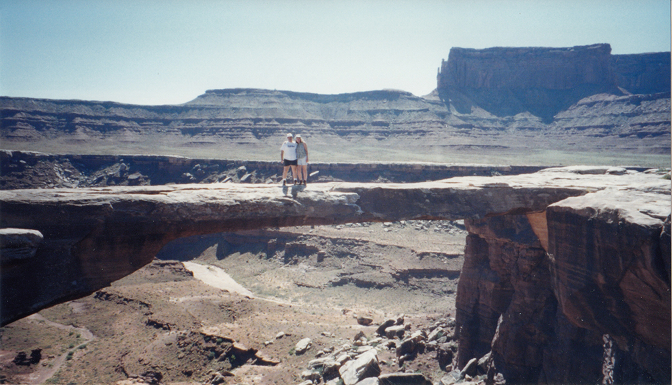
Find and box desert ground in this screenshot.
[1,220,468,385]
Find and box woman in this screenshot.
[295,134,309,185]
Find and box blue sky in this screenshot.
[1,0,670,105]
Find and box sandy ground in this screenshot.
[182,262,256,298]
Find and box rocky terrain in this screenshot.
[0,43,669,385]
[1,44,669,167]
[1,220,470,385]
[0,150,548,190]
[1,166,669,384]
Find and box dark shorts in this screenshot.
[283,159,297,166]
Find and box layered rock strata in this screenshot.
[437,44,670,121]
[1,44,669,159]
[1,167,669,383]
[0,150,548,189]
[455,169,670,383]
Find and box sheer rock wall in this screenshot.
[455,174,670,383]
[437,44,670,122]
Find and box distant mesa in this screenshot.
[437,43,671,121]
[0,43,669,160]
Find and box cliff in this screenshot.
[0,150,548,189]
[612,52,672,95]
[437,44,670,122]
[455,169,670,384]
[1,167,669,383]
[1,44,669,163]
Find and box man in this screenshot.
[280,133,298,185]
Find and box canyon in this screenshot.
[1,44,669,166]
[0,43,670,384]
[1,166,669,383]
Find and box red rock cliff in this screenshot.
[455,169,670,384]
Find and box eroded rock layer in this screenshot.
[455,169,670,383]
[1,166,669,383]
[1,45,669,160]
[437,44,670,122]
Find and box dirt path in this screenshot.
[12,314,95,385]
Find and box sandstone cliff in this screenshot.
[611,52,672,95]
[436,44,670,122]
[1,167,669,383]
[455,168,670,384]
[1,45,669,163]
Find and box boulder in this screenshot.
[339,350,380,385]
[294,338,312,355]
[427,327,443,342]
[376,319,396,336]
[436,343,454,370]
[355,378,380,385]
[301,370,321,382]
[461,357,478,378]
[396,338,415,357]
[385,325,405,339]
[0,228,43,262]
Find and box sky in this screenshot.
[1,0,670,105]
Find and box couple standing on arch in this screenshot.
[280,133,309,186]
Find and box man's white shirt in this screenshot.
[280,141,298,160]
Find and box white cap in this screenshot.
[287,133,293,137]
[296,134,301,139]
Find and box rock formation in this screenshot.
[455,168,670,383]
[0,150,547,189]
[611,52,672,95]
[1,166,669,383]
[1,44,669,160]
[437,44,670,122]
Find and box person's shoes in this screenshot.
[294,179,298,185]
[304,180,307,186]
[282,180,286,186]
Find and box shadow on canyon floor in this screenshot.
[0,220,467,385]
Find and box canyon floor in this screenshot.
[0,220,467,385]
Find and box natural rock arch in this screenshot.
[1,167,669,382]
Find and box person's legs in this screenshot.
[291,165,298,183]
[282,165,289,184]
[299,165,306,183]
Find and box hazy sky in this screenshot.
[1,0,670,105]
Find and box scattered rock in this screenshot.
[357,316,374,326]
[461,357,478,378]
[339,350,381,385]
[295,338,312,355]
[376,319,396,336]
[385,325,406,339]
